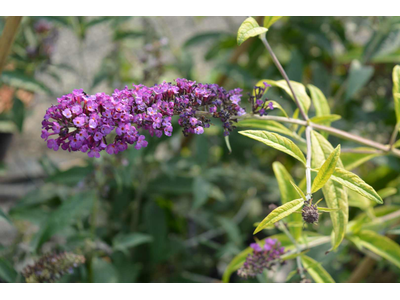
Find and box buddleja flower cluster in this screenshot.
[249,81,273,116]
[41,79,246,158]
[22,252,85,283]
[237,238,285,278]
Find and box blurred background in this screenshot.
[1,16,400,283]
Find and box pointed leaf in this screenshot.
[330,168,383,204]
[308,84,330,116]
[273,162,303,240]
[239,130,306,165]
[237,17,267,45]
[301,255,335,283]
[317,207,339,212]
[311,145,341,193]
[290,181,307,201]
[237,119,295,138]
[263,16,282,29]
[345,60,374,100]
[393,65,400,123]
[340,148,380,171]
[253,199,304,234]
[309,115,341,124]
[353,230,400,268]
[311,130,348,250]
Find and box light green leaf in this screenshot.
[112,233,153,253]
[268,100,289,118]
[290,181,307,201]
[263,16,282,29]
[309,115,341,124]
[311,130,348,250]
[344,60,374,100]
[265,79,311,114]
[237,119,295,138]
[317,207,339,212]
[239,130,306,165]
[311,145,341,193]
[393,65,400,123]
[224,135,232,154]
[237,17,268,45]
[353,230,400,268]
[378,187,397,199]
[340,148,380,171]
[253,199,304,234]
[273,162,303,240]
[301,255,335,283]
[307,84,330,116]
[330,168,383,204]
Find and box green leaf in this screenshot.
[340,148,380,171]
[224,135,232,154]
[378,187,397,199]
[267,100,289,118]
[237,17,268,45]
[237,119,295,138]
[301,256,335,283]
[0,207,12,225]
[311,130,348,250]
[192,177,212,209]
[264,79,311,114]
[273,162,303,240]
[12,97,25,132]
[311,145,341,193]
[309,115,341,124]
[112,233,153,253]
[253,199,304,234]
[263,16,282,29]
[1,70,51,94]
[239,130,306,165]
[307,84,330,116]
[317,207,339,212]
[393,65,400,123]
[31,191,96,251]
[352,230,400,268]
[329,168,383,204]
[47,165,93,186]
[184,32,231,48]
[290,181,307,201]
[0,258,18,283]
[344,60,374,101]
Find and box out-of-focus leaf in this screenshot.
[12,97,24,132]
[224,135,232,154]
[378,187,397,199]
[237,17,267,45]
[273,162,303,240]
[317,207,339,212]
[309,115,341,124]
[311,145,341,193]
[113,30,144,41]
[301,255,335,283]
[1,70,51,94]
[340,148,380,171]
[264,79,311,114]
[290,181,307,202]
[237,119,295,138]
[192,177,212,209]
[31,191,96,251]
[352,230,400,268]
[263,16,282,29]
[0,207,12,225]
[184,32,231,48]
[253,199,304,234]
[0,258,18,283]
[344,60,374,101]
[308,84,330,116]
[92,257,119,283]
[329,168,383,204]
[112,233,153,253]
[47,165,93,186]
[311,130,348,250]
[239,130,306,165]
[393,65,400,123]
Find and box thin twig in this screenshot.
[389,122,400,149]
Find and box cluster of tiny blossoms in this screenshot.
[237,238,285,278]
[249,81,273,116]
[41,79,245,158]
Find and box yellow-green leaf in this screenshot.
[273,162,303,240]
[311,145,341,193]
[311,130,348,250]
[378,187,397,199]
[330,168,383,204]
[352,230,400,268]
[267,100,289,118]
[264,79,311,114]
[310,115,341,124]
[253,199,304,234]
[340,148,380,171]
[308,84,330,116]
[237,119,294,138]
[301,255,335,283]
[239,130,306,165]
[237,17,268,46]
[317,207,339,212]
[393,65,400,123]
[263,16,282,29]
[290,181,307,201]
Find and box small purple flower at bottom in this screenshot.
[268,102,274,110]
[194,126,204,135]
[47,139,59,151]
